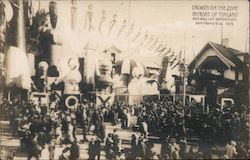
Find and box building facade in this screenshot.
[188,41,249,107]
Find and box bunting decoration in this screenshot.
[139,31,149,46]
[149,37,159,51]
[160,48,171,57]
[49,0,58,29]
[154,42,163,52]
[26,0,34,27]
[159,44,168,53]
[98,10,106,35]
[108,14,117,36]
[1,1,183,96]
[85,4,94,31]
[169,54,177,67]
[117,20,127,38]
[144,35,154,48]
[71,0,77,30]
[0,1,5,25]
[126,23,135,38]
[132,29,142,42]
[171,50,182,70]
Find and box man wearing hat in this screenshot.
[69,140,80,160]
[59,147,70,160]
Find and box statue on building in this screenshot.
[95,57,113,92]
[51,57,82,94]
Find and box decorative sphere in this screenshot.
[38,61,49,70]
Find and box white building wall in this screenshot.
[224,69,235,80]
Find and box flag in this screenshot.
[138,31,149,46]
[126,23,135,38]
[160,48,171,57]
[169,55,177,67]
[171,50,183,70]
[117,20,127,38]
[84,4,94,31]
[108,14,117,36]
[132,29,141,42]
[98,10,106,35]
[149,37,159,50]
[159,45,168,53]
[71,2,77,30]
[144,35,154,48]
[155,43,163,51]
[49,0,58,29]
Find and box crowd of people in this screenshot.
[0,94,249,159]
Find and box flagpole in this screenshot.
[220,24,223,45]
[183,34,186,106]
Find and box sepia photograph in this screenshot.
[0,0,249,159]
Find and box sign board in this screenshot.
[189,95,205,106]
[96,92,115,107]
[221,98,234,108]
[30,92,48,106]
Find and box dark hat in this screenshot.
[62,147,70,153]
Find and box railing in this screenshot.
[113,93,206,105]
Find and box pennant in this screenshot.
[168,51,174,59]
[160,48,171,57]
[156,44,166,55]
[71,0,77,30]
[155,43,163,51]
[144,35,154,48]
[98,10,106,35]
[149,37,159,50]
[159,44,168,53]
[151,40,161,52]
[171,50,183,70]
[84,4,94,31]
[0,1,5,25]
[117,19,127,38]
[49,0,58,29]
[171,61,179,70]
[24,0,34,27]
[178,50,182,60]
[138,31,149,46]
[169,55,177,67]
[126,23,135,38]
[108,14,117,36]
[132,29,141,42]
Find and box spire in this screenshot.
[5,0,31,91]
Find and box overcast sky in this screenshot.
[35,0,249,63]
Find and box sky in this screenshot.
[33,0,249,63]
